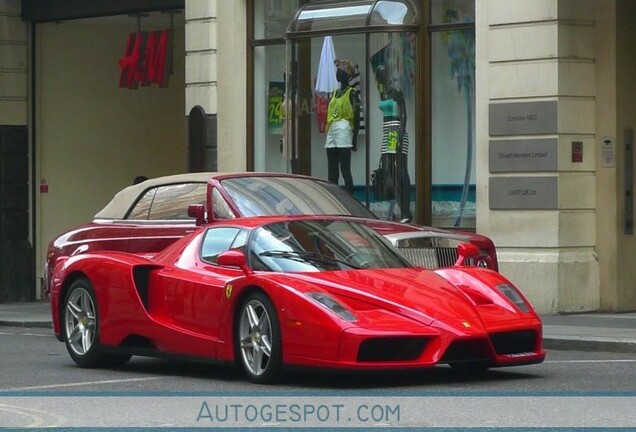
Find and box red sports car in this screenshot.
[43,172,498,295]
[49,215,544,384]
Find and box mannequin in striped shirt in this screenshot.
[374,65,412,221]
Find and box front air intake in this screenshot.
[440,338,492,363]
[357,337,428,362]
[490,330,537,355]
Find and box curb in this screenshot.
[0,320,52,329]
[543,337,636,354]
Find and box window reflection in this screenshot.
[431,23,476,229]
[370,1,413,25]
[293,4,372,32]
[249,220,410,272]
[201,228,241,264]
[221,177,376,218]
[430,0,475,25]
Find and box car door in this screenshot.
[155,227,247,343]
[127,183,207,253]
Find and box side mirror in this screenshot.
[217,250,252,275]
[454,243,481,267]
[187,204,206,226]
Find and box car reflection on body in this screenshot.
[49,215,543,383]
[43,172,498,296]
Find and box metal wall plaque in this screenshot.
[489,176,558,209]
[489,139,558,172]
[489,101,558,136]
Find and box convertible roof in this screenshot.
[94,172,221,219]
[94,171,325,220]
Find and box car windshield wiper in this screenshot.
[258,250,362,270]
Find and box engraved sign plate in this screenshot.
[489,101,557,136]
[489,176,558,209]
[489,139,557,172]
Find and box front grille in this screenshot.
[440,338,492,363]
[490,330,537,355]
[435,247,459,267]
[357,337,428,362]
[396,246,458,269]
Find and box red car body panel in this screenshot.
[50,215,544,373]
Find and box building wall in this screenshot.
[35,17,186,286]
[477,0,600,313]
[0,0,32,302]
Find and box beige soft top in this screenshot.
[94,172,220,219]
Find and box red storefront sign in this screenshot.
[118,30,173,89]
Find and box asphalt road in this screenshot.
[1,325,636,393]
[2,326,636,428]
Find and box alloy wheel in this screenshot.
[64,286,97,356]
[238,299,273,377]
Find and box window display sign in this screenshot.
[267,82,285,134]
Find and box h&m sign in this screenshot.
[118,30,173,89]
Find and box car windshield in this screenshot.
[248,219,412,272]
[221,177,377,218]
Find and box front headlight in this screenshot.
[305,292,357,322]
[496,284,529,312]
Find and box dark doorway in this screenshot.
[0,126,34,302]
[187,106,217,172]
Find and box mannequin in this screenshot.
[324,59,360,194]
[375,65,412,221]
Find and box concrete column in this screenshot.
[614,0,636,310]
[184,0,247,172]
[477,0,599,313]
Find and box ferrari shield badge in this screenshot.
[225,284,233,299]
[462,320,471,328]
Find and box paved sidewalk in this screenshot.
[1,301,636,353]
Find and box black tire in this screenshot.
[62,277,130,368]
[235,291,283,384]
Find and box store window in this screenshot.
[252,0,300,174]
[429,0,475,229]
[285,0,419,222]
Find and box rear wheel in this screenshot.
[235,292,282,384]
[63,278,130,368]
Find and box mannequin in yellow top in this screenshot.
[324,59,360,194]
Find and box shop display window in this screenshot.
[430,0,475,229]
[284,0,419,222]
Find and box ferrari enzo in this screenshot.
[50,215,544,383]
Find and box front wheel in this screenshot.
[63,278,130,368]
[235,292,282,384]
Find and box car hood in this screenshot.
[265,268,483,327]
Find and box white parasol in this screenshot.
[314,36,338,95]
